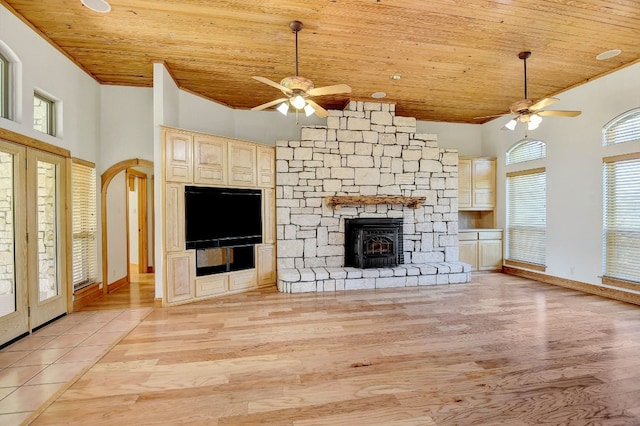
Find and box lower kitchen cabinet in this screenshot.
[459,229,503,272]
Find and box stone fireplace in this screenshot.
[275,101,470,293]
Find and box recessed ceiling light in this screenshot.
[371,92,386,99]
[596,49,622,60]
[81,0,111,13]
[390,74,402,80]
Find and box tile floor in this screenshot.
[0,308,152,425]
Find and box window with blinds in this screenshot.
[506,168,546,267]
[71,159,98,291]
[506,139,546,165]
[603,108,640,146]
[603,154,640,284]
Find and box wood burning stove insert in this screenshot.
[345,218,404,268]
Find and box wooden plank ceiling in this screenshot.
[2,0,639,123]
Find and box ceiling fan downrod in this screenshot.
[290,20,303,77]
[519,51,531,100]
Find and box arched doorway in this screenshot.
[101,159,153,295]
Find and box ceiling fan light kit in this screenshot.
[252,20,351,118]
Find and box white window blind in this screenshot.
[72,159,98,291]
[506,139,546,165]
[506,168,546,266]
[603,155,640,283]
[603,108,640,146]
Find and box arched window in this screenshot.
[0,52,8,119]
[603,108,640,146]
[0,42,21,122]
[506,138,546,165]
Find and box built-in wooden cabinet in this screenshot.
[459,157,495,210]
[164,129,270,188]
[228,141,257,186]
[459,234,479,271]
[194,134,227,185]
[165,130,193,183]
[263,188,275,244]
[195,274,228,298]
[459,230,503,272]
[458,156,501,272]
[162,127,276,306]
[257,146,275,188]
[165,183,185,252]
[229,269,257,291]
[257,244,276,287]
[166,251,195,303]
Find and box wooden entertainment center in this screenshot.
[161,126,276,306]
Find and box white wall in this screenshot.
[417,121,483,156]
[106,171,128,284]
[100,85,154,172]
[481,62,640,286]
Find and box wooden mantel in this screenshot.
[326,196,426,209]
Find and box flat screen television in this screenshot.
[184,186,262,249]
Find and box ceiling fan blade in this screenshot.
[537,110,582,117]
[251,98,289,111]
[252,76,293,95]
[305,99,329,118]
[529,97,559,111]
[307,84,352,97]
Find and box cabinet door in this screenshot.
[459,240,478,272]
[228,141,257,186]
[458,158,472,209]
[194,135,227,185]
[257,244,276,287]
[257,146,275,188]
[195,274,229,297]
[479,240,503,271]
[166,251,194,303]
[165,183,185,252]
[263,188,276,244]
[165,130,193,183]
[472,159,495,208]
[229,270,257,291]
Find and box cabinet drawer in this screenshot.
[479,230,502,240]
[229,270,257,291]
[459,232,478,241]
[195,275,228,297]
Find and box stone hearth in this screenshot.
[275,101,470,293]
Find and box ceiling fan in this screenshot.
[478,51,581,130]
[251,20,351,118]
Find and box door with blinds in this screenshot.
[0,139,68,346]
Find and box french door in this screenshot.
[0,139,68,346]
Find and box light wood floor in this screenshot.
[30,272,640,425]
